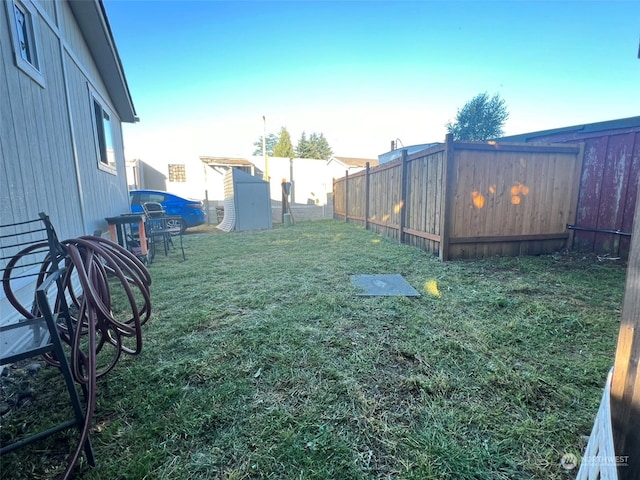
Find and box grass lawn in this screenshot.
[0,219,627,479]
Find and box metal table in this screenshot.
[104,214,148,259]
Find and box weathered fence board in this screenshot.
[368,161,402,241]
[405,148,444,254]
[500,118,640,257]
[334,136,583,260]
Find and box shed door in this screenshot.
[235,183,270,231]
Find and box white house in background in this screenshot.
[250,155,378,206]
[198,155,377,207]
[126,155,220,205]
[1,0,137,237]
[128,153,378,210]
[327,156,379,177]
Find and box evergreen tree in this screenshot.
[296,131,333,159]
[314,133,333,160]
[252,133,278,156]
[308,133,321,158]
[445,92,509,141]
[273,127,295,157]
[296,131,312,158]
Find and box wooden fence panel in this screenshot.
[505,125,640,258]
[573,137,608,251]
[446,144,581,259]
[367,161,403,241]
[620,137,640,256]
[611,181,640,480]
[346,172,367,226]
[595,133,639,256]
[404,149,445,255]
[333,138,583,261]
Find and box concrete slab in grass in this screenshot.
[350,274,420,297]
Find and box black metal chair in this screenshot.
[142,202,185,262]
[0,213,95,467]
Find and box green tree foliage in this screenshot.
[273,127,295,157]
[310,133,333,160]
[252,133,279,156]
[296,131,333,160]
[445,92,509,141]
[296,132,311,158]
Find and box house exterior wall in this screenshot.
[0,0,83,239]
[1,0,134,337]
[165,161,210,201]
[202,166,227,208]
[0,0,130,238]
[125,156,214,205]
[251,156,356,206]
[58,1,130,233]
[126,159,168,191]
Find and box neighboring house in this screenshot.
[254,155,377,206]
[377,143,442,164]
[126,159,169,192]
[1,0,137,239]
[498,116,640,256]
[127,153,377,213]
[199,155,376,208]
[126,155,230,205]
[327,156,379,175]
[257,156,335,205]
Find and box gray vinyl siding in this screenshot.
[2,0,133,335]
[0,0,82,237]
[58,0,130,234]
[37,0,56,20]
[0,0,130,238]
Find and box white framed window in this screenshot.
[5,0,45,87]
[91,92,117,174]
[168,164,186,182]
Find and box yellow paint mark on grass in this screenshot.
[424,280,440,297]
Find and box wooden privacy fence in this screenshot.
[500,118,640,258]
[333,134,584,260]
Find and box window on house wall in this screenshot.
[6,0,45,87]
[168,164,186,182]
[93,97,116,173]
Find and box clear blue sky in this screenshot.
[103,0,640,161]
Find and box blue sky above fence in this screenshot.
[104,0,640,161]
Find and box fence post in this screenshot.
[439,134,454,261]
[344,170,349,223]
[399,149,408,244]
[364,162,370,230]
[610,181,640,480]
[332,178,335,218]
